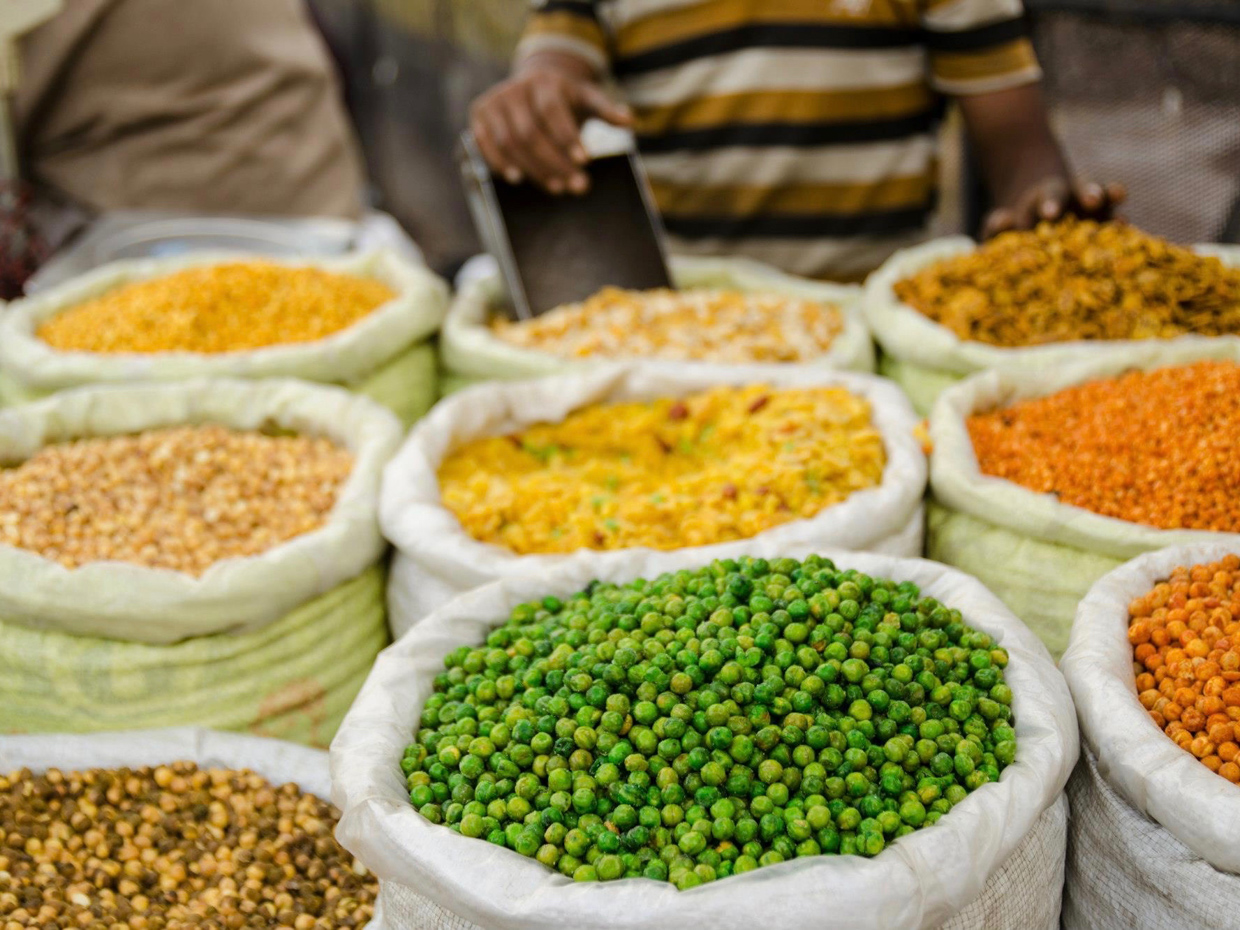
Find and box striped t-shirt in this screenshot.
[516,0,1042,280]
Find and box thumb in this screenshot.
[573,82,633,127]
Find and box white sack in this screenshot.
[0,378,402,644]
[0,726,330,799]
[863,236,1240,415]
[1063,747,1240,930]
[381,363,926,634]
[926,352,1240,655]
[1059,544,1240,873]
[440,254,874,386]
[332,543,1077,930]
[0,249,448,395]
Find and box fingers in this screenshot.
[983,206,1018,239]
[471,100,523,186]
[1073,180,1127,219]
[1036,178,1071,223]
[574,81,634,127]
[988,177,1129,238]
[501,90,582,193]
[531,81,591,193]
[1077,181,1105,212]
[470,73,603,195]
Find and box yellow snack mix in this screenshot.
[37,262,395,354]
[490,288,843,362]
[438,384,885,554]
[894,219,1240,347]
[0,425,353,574]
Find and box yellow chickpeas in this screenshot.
[0,425,353,574]
[438,384,886,554]
[37,262,395,354]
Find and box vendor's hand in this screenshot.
[469,65,632,195]
[983,178,1127,239]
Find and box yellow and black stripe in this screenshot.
[515,0,1042,277]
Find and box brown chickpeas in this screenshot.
[0,426,353,574]
[0,763,376,929]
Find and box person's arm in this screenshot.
[921,0,1121,236]
[959,82,1124,237]
[469,2,630,194]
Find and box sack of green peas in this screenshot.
[926,346,1240,659]
[331,543,1077,930]
[1059,546,1240,929]
[438,255,874,396]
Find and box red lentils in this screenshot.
[1129,555,1240,783]
[967,361,1240,532]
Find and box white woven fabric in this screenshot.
[374,796,1067,930]
[1063,748,1240,930]
[0,727,330,797]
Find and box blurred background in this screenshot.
[306,0,1240,278]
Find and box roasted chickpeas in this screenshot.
[0,426,353,574]
[1129,555,1240,783]
[437,385,886,554]
[967,361,1240,533]
[0,762,377,928]
[37,263,395,354]
[490,288,844,363]
[894,220,1240,347]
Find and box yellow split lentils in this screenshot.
[0,426,353,574]
[490,288,844,363]
[37,262,395,354]
[438,384,886,554]
[894,219,1240,347]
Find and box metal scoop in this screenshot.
[458,120,672,319]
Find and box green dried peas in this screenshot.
[401,555,1017,888]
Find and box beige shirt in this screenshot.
[16,0,366,226]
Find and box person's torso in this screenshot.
[17,0,366,221]
[597,0,940,280]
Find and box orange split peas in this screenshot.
[967,361,1240,533]
[1129,554,1240,783]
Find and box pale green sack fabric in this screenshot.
[0,378,403,644]
[863,238,1240,416]
[926,349,1240,657]
[0,566,387,748]
[0,250,448,424]
[439,254,873,394]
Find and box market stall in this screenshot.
[4,0,1240,924]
